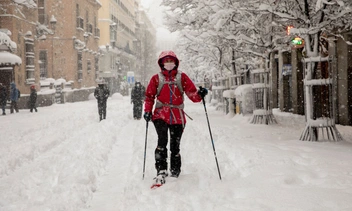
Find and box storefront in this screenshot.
[0,32,22,89]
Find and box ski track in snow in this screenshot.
[2,96,352,211]
[0,104,96,178]
[0,97,133,210]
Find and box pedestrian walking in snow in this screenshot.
[0,83,7,115]
[94,81,110,121]
[131,81,145,120]
[10,82,19,114]
[29,84,38,112]
[143,50,208,186]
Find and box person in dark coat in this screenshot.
[10,82,19,113]
[0,83,7,115]
[131,81,145,120]
[29,84,38,112]
[94,81,110,121]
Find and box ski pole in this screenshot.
[143,121,149,180]
[201,93,222,180]
[184,111,193,120]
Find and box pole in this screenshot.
[201,94,222,180]
[142,121,149,179]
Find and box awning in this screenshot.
[0,51,22,66]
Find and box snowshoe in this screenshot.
[170,169,180,178]
[151,175,166,189]
[151,170,167,189]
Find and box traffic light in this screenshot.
[291,37,304,48]
[291,37,303,45]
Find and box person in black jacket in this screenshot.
[29,84,38,112]
[0,83,7,115]
[131,81,145,120]
[94,81,110,121]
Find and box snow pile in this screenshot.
[222,89,235,98]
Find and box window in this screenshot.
[86,10,89,32]
[94,16,100,38]
[38,0,46,24]
[77,52,82,80]
[39,50,47,79]
[76,4,82,29]
[87,59,91,73]
[94,16,97,30]
[76,4,80,17]
[25,39,35,82]
[94,28,100,38]
[95,56,99,79]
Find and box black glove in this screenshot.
[143,112,152,122]
[198,86,208,98]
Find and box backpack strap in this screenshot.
[156,71,183,96]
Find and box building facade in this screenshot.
[98,0,137,94]
[0,0,101,98]
[97,0,156,93]
[136,9,156,85]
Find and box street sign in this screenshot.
[127,71,135,84]
[282,64,292,76]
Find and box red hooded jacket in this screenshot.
[144,50,202,125]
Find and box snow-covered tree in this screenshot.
[162,0,352,138]
[161,0,238,81]
[161,0,289,82]
[259,0,352,141]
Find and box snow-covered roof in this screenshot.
[0,51,22,66]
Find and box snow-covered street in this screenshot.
[1,94,352,211]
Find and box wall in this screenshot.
[15,88,95,109]
[63,88,95,103]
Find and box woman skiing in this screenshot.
[143,50,208,186]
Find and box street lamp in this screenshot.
[49,15,57,32]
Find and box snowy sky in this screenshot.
[1,93,352,210]
[140,0,178,51]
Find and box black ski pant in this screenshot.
[153,119,184,174]
[97,100,107,121]
[29,102,37,112]
[132,101,143,119]
[10,101,18,113]
[1,101,6,114]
